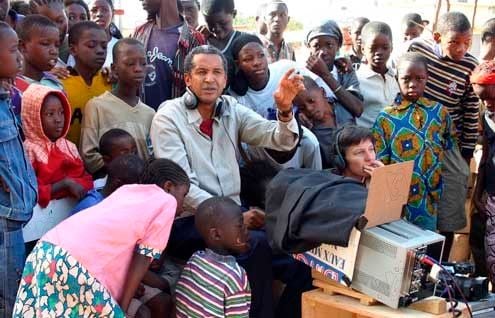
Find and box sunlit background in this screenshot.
[113,0,495,57]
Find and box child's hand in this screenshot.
[243,208,265,230]
[334,57,353,74]
[101,66,117,84]
[306,54,331,78]
[64,178,87,200]
[298,112,314,129]
[0,79,14,92]
[134,283,145,299]
[196,24,211,40]
[274,68,305,112]
[50,66,70,80]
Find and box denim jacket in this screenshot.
[0,88,37,221]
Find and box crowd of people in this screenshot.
[1,0,495,317]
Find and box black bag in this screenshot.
[265,169,368,253]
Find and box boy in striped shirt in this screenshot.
[407,12,478,260]
[176,197,251,317]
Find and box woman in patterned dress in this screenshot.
[13,159,190,317]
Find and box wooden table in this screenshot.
[302,289,470,318]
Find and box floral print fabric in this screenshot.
[13,241,125,318]
[372,95,457,231]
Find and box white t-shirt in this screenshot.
[230,59,326,170]
[244,126,322,170]
[230,59,334,119]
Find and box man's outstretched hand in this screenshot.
[273,68,305,112]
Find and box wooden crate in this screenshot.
[302,289,470,318]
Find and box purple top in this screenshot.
[143,24,180,110]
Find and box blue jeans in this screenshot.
[167,216,312,318]
[0,218,26,318]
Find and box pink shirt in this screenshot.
[43,184,176,301]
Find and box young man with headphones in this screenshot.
[150,45,311,318]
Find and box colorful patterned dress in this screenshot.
[13,241,125,318]
[13,184,176,318]
[372,95,457,231]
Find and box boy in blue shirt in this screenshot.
[0,22,38,317]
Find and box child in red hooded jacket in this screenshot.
[21,84,93,208]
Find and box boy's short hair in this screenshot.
[200,0,235,15]
[352,17,370,29]
[437,11,471,35]
[195,196,240,239]
[141,158,190,187]
[99,128,134,157]
[64,0,90,18]
[401,13,423,29]
[29,0,64,13]
[396,52,428,73]
[361,21,393,45]
[107,154,145,185]
[264,1,288,15]
[481,18,495,43]
[17,14,58,42]
[301,76,320,91]
[112,38,145,63]
[68,20,103,45]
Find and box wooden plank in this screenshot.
[409,297,447,314]
[302,289,470,318]
[313,280,378,306]
[312,270,378,306]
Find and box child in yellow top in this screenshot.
[62,21,111,146]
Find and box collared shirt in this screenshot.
[150,95,299,209]
[408,38,479,157]
[259,35,296,63]
[356,64,400,128]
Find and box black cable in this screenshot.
[427,256,473,318]
[440,275,460,318]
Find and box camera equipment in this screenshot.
[437,262,489,302]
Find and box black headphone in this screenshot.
[333,126,347,171]
[183,87,224,117]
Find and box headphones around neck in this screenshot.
[333,126,346,171]
[183,87,224,117]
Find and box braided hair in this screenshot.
[141,158,190,187]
